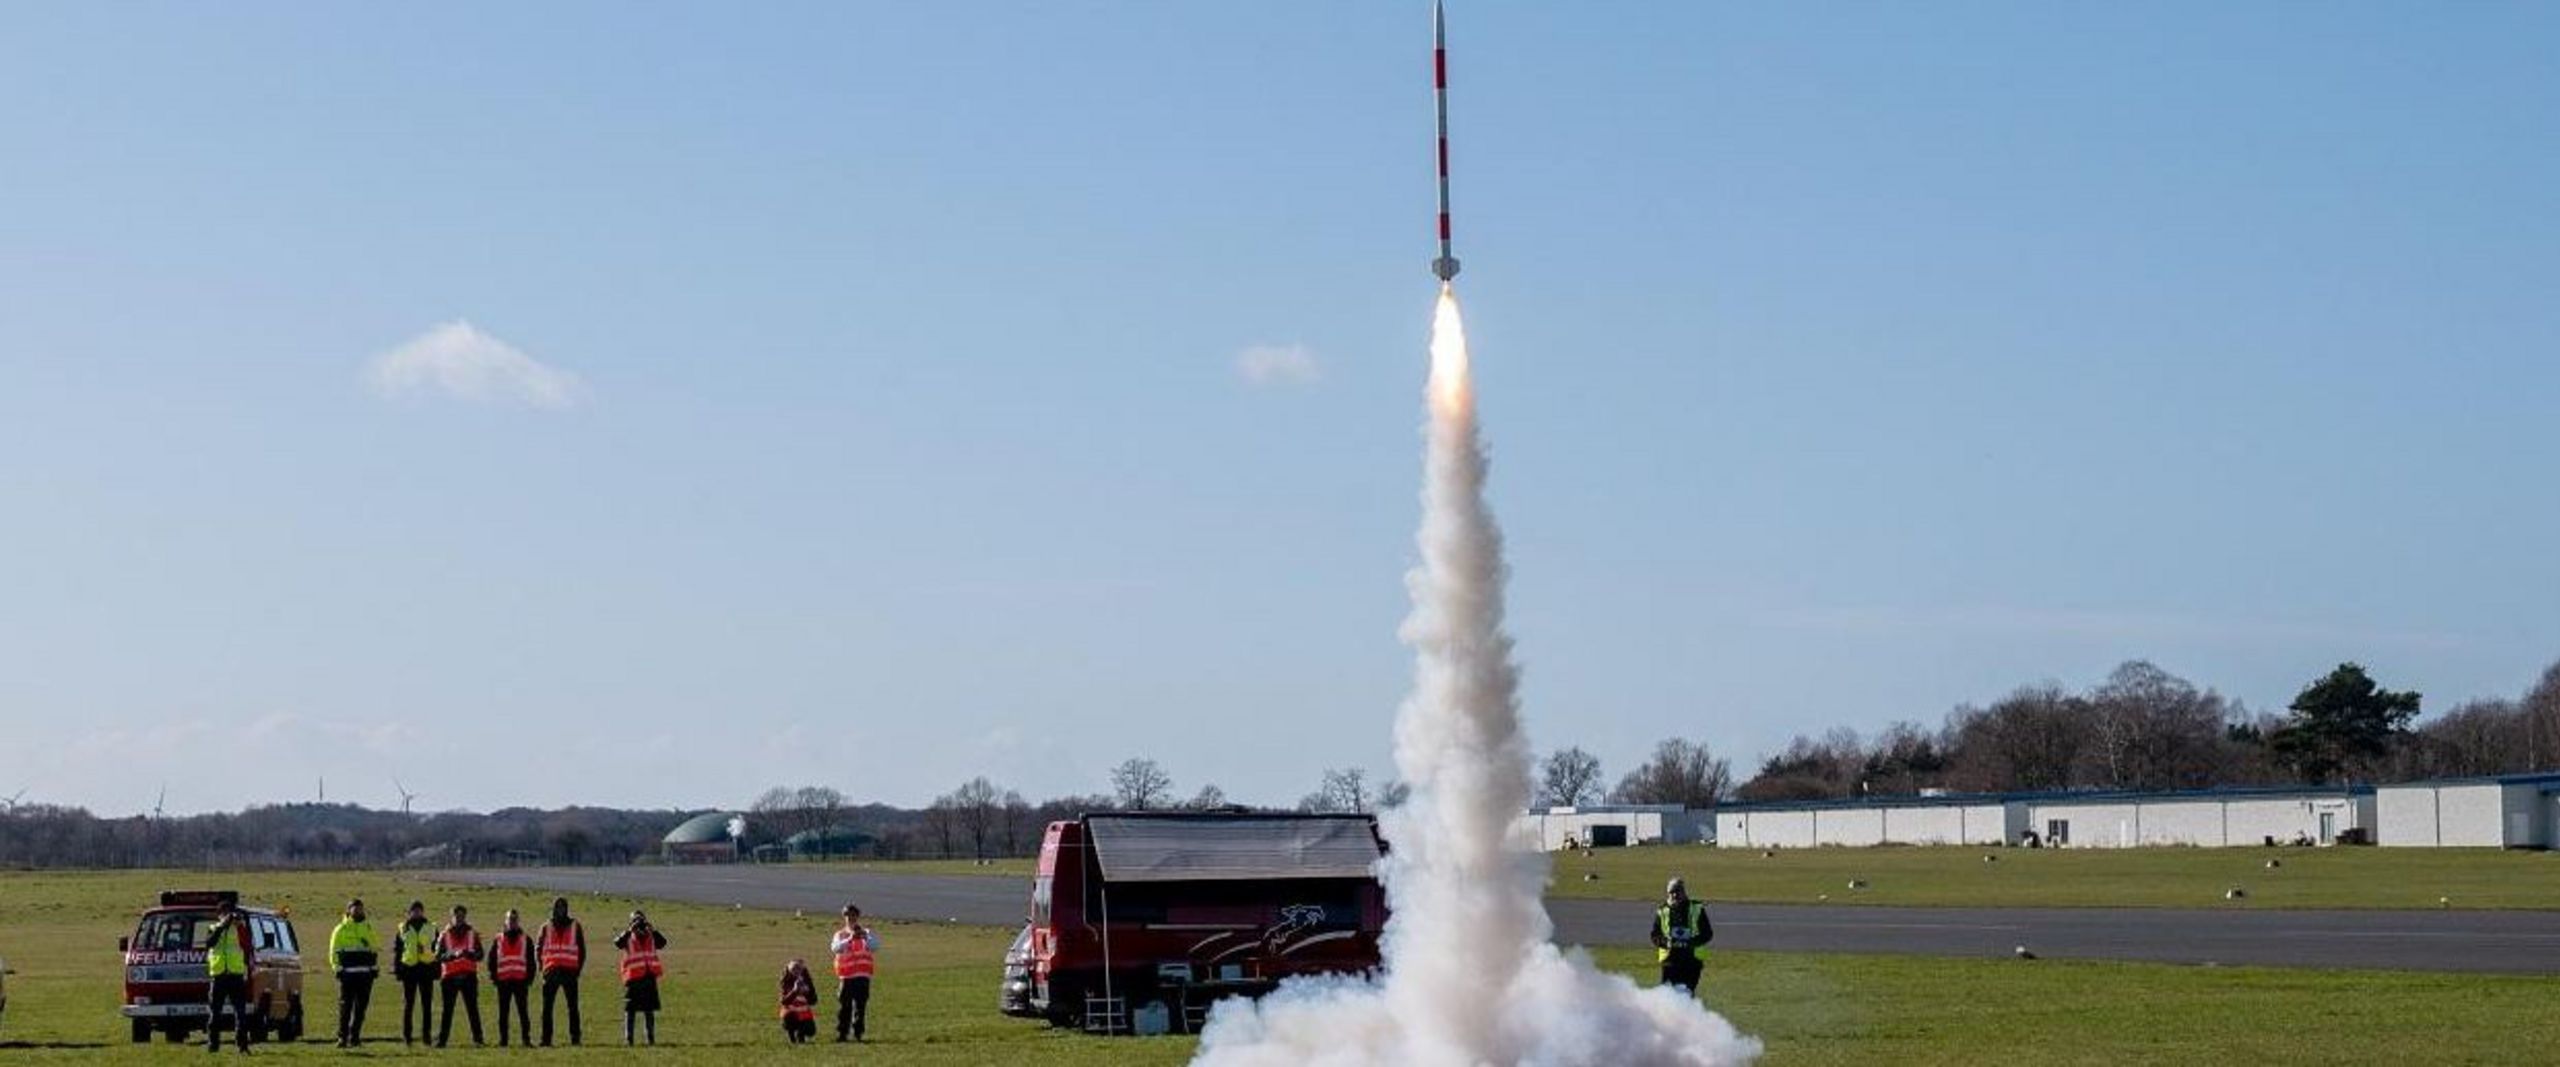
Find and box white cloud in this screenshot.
[368,320,584,408]
[1234,343,1322,388]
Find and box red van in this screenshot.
[1021,811,1387,1034]
[119,891,306,1045]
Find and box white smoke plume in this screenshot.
[1193,288,1759,1067]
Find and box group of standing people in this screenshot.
[297,895,876,1050]
[320,896,668,1049]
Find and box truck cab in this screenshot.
[119,891,305,1044]
[1022,811,1387,1034]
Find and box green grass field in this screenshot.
[1545,844,2560,910]
[3,869,2556,1064]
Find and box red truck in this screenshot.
[118,891,306,1045]
[1019,811,1387,1035]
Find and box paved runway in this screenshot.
[428,866,2560,975]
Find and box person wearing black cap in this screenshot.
[390,900,438,1045]
[1650,876,1713,993]
[328,899,381,1047]
[537,896,587,1047]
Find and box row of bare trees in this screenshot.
[1533,739,1736,810]
[1730,659,2560,801]
[0,802,685,870]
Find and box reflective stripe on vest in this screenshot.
[539,921,582,973]
[440,927,481,979]
[621,935,662,982]
[206,926,249,978]
[491,933,534,982]
[1655,901,1706,962]
[832,932,874,980]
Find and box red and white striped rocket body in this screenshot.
[1430,0,1461,282]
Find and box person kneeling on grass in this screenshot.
[778,958,819,1044]
[614,910,670,1045]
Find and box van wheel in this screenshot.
[1041,979,1083,1029]
[279,998,304,1042]
[131,1018,151,1043]
[163,1024,189,1043]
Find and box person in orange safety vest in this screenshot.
[613,910,670,1046]
[777,958,819,1043]
[434,904,486,1047]
[488,908,537,1047]
[829,903,880,1042]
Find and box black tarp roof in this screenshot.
[1085,814,1384,883]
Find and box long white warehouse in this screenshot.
[1716,785,2378,849]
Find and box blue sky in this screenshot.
[4,4,2554,815]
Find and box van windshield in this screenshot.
[135,911,215,952]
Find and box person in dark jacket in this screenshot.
[537,897,588,1047]
[777,959,819,1043]
[202,899,256,1055]
[390,900,438,1045]
[434,904,486,1047]
[1649,877,1714,993]
[488,909,538,1046]
[613,910,670,1046]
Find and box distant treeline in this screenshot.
[0,803,694,870]
[1723,658,2560,803]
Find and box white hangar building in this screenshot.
[2375,773,2560,848]
[1512,804,1712,850]
[1715,785,2378,850]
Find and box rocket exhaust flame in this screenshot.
[1427,284,1470,416]
[1190,287,1760,1067]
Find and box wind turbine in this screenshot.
[2,788,26,813]
[151,785,166,822]
[393,778,421,816]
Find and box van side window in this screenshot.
[276,922,298,954]
[255,918,279,950]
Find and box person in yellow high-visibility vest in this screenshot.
[202,898,256,1054]
[391,900,439,1045]
[1649,877,1714,994]
[328,899,381,1047]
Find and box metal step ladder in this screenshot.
[1081,996,1129,1036]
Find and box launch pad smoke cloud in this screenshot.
[1190,287,1759,1066]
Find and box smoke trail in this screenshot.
[1194,288,1760,1067]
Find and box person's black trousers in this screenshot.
[495,979,533,1045]
[336,973,375,1045]
[399,965,435,1044]
[206,974,253,1051]
[1660,956,1704,993]
[438,975,485,1046]
[835,976,871,1041]
[540,972,582,1046]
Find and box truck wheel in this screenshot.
[131,1018,151,1043]
[1041,979,1083,1029]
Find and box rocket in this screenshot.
[1430,0,1461,283]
